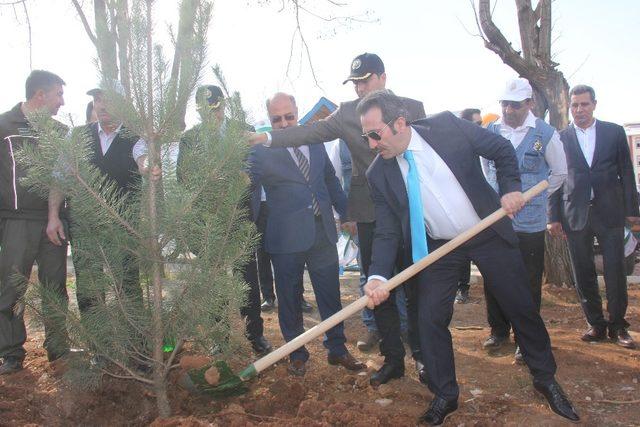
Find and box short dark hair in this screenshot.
[355,89,408,124]
[460,108,481,121]
[569,84,596,102]
[25,70,65,100]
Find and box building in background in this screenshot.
[624,122,640,190]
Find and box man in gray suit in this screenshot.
[248,53,426,386]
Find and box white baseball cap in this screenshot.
[499,78,533,102]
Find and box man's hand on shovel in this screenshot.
[500,191,525,218]
[364,279,390,309]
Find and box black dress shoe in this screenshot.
[0,357,23,375]
[580,326,607,342]
[415,359,428,384]
[533,380,580,422]
[47,348,70,363]
[327,351,365,371]
[301,297,313,313]
[261,299,276,312]
[482,334,508,348]
[370,362,404,387]
[250,336,273,355]
[609,328,636,349]
[418,396,458,425]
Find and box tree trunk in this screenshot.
[544,235,574,287]
[94,0,119,80]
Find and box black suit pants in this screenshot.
[256,202,275,302]
[484,231,545,337]
[358,221,421,364]
[239,252,265,342]
[566,208,629,331]
[418,230,556,401]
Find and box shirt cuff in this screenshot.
[367,275,388,283]
[263,132,272,147]
[132,138,147,161]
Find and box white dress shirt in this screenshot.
[97,122,146,161]
[491,111,567,194]
[574,118,597,167]
[367,128,482,283]
[397,128,482,240]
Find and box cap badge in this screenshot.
[205,89,212,98]
[509,82,517,90]
[352,59,361,70]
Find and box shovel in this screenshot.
[188,180,549,396]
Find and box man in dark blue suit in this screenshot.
[249,93,365,376]
[358,90,578,425]
[549,84,639,349]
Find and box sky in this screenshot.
[0,0,639,128]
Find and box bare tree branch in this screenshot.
[21,0,31,69]
[71,0,98,45]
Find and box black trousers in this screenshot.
[72,234,142,315]
[566,208,629,331]
[357,221,421,364]
[256,202,275,302]
[457,260,471,292]
[418,230,556,401]
[239,251,265,342]
[485,231,545,337]
[0,219,69,360]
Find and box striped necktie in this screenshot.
[293,147,321,216]
[403,150,428,262]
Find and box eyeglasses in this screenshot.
[361,118,395,143]
[270,114,296,124]
[500,100,526,110]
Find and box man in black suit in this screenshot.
[549,84,639,349]
[359,90,578,425]
[175,85,272,355]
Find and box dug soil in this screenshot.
[1,272,639,426]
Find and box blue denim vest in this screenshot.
[485,119,555,232]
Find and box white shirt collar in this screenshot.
[402,127,425,155]
[97,121,123,136]
[498,110,537,132]
[574,118,597,132]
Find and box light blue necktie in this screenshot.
[404,150,429,262]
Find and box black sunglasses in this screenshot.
[361,118,396,143]
[500,100,527,110]
[270,114,296,124]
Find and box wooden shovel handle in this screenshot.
[250,180,549,375]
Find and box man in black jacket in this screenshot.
[47,84,148,318]
[549,84,639,349]
[360,90,579,424]
[0,70,70,375]
[175,85,272,355]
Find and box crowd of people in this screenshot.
[1,51,638,425]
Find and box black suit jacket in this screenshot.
[549,120,639,231]
[366,111,521,279]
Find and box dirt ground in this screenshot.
[1,271,639,426]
